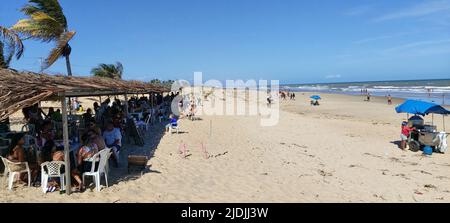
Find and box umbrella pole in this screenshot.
[444,115,446,132]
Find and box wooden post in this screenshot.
[124,93,129,116]
[209,120,212,138]
[68,97,72,115]
[61,95,72,195]
[151,93,154,108]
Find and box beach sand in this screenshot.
[1,89,450,203]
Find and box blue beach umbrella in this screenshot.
[310,95,321,100]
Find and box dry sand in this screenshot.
[1,89,450,203]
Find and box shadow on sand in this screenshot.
[105,120,168,186]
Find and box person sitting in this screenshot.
[82,108,93,126]
[36,121,56,162]
[7,133,34,184]
[45,107,55,121]
[102,122,122,167]
[165,114,178,132]
[51,109,62,122]
[72,134,99,191]
[86,128,106,151]
[400,122,415,150]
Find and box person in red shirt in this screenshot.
[400,122,415,150]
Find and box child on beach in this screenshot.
[387,95,392,105]
[400,122,415,150]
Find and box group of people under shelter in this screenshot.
[0,92,178,192]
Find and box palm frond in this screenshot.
[12,11,64,42]
[91,62,124,79]
[0,26,24,68]
[42,30,75,70]
[22,0,67,29]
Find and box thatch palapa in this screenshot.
[0,68,169,121]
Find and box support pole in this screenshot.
[124,93,129,117]
[444,115,446,132]
[68,97,72,115]
[61,95,72,195]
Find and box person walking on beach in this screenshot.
[267,93,272,106]
[387,94,392,105]
[366,92,371,102]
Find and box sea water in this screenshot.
[283,79,450,105]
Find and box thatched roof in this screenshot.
[0,68,170,121]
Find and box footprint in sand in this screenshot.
[413,170,432,175]
[393,173,410,180]
[424,184,437,190]
[318,169,333,177]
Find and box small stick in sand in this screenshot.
[201,142,209,159]
[179,142,187,158]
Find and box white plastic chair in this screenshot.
[82,148,111,191]
[143,115,152,131]
[40,161,65,193]
[169,121,180,134]
[0,156,31,190]
[21,124,36,137]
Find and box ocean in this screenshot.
[283,79,450,105]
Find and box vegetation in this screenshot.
[12,0,76,75]
[149,79,174,88]
[0,26,24,68]
[91,62,124,79]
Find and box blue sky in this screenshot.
[1,0,450,84]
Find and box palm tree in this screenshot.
[0,26,24,68]
[12,0,75,75]
[91,62,123,79]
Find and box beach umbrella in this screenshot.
[310,95,321,100]
[395,99,450,116]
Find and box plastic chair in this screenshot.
[0,156,31,190]
[169,121,180,134]
[82,148,111,191]
[21,124,36,136]
[40,161,65,193]
[143,115,152,132]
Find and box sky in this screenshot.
[1,0,450,84]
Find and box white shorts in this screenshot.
[400,134,408,141]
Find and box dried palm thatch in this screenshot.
[0,68,169,121]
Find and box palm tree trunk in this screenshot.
[0,42,6,68]
[65,55,72,76]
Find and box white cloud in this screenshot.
[382,39,450,53]
[325,74,342,79]
[374,0,450,22]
